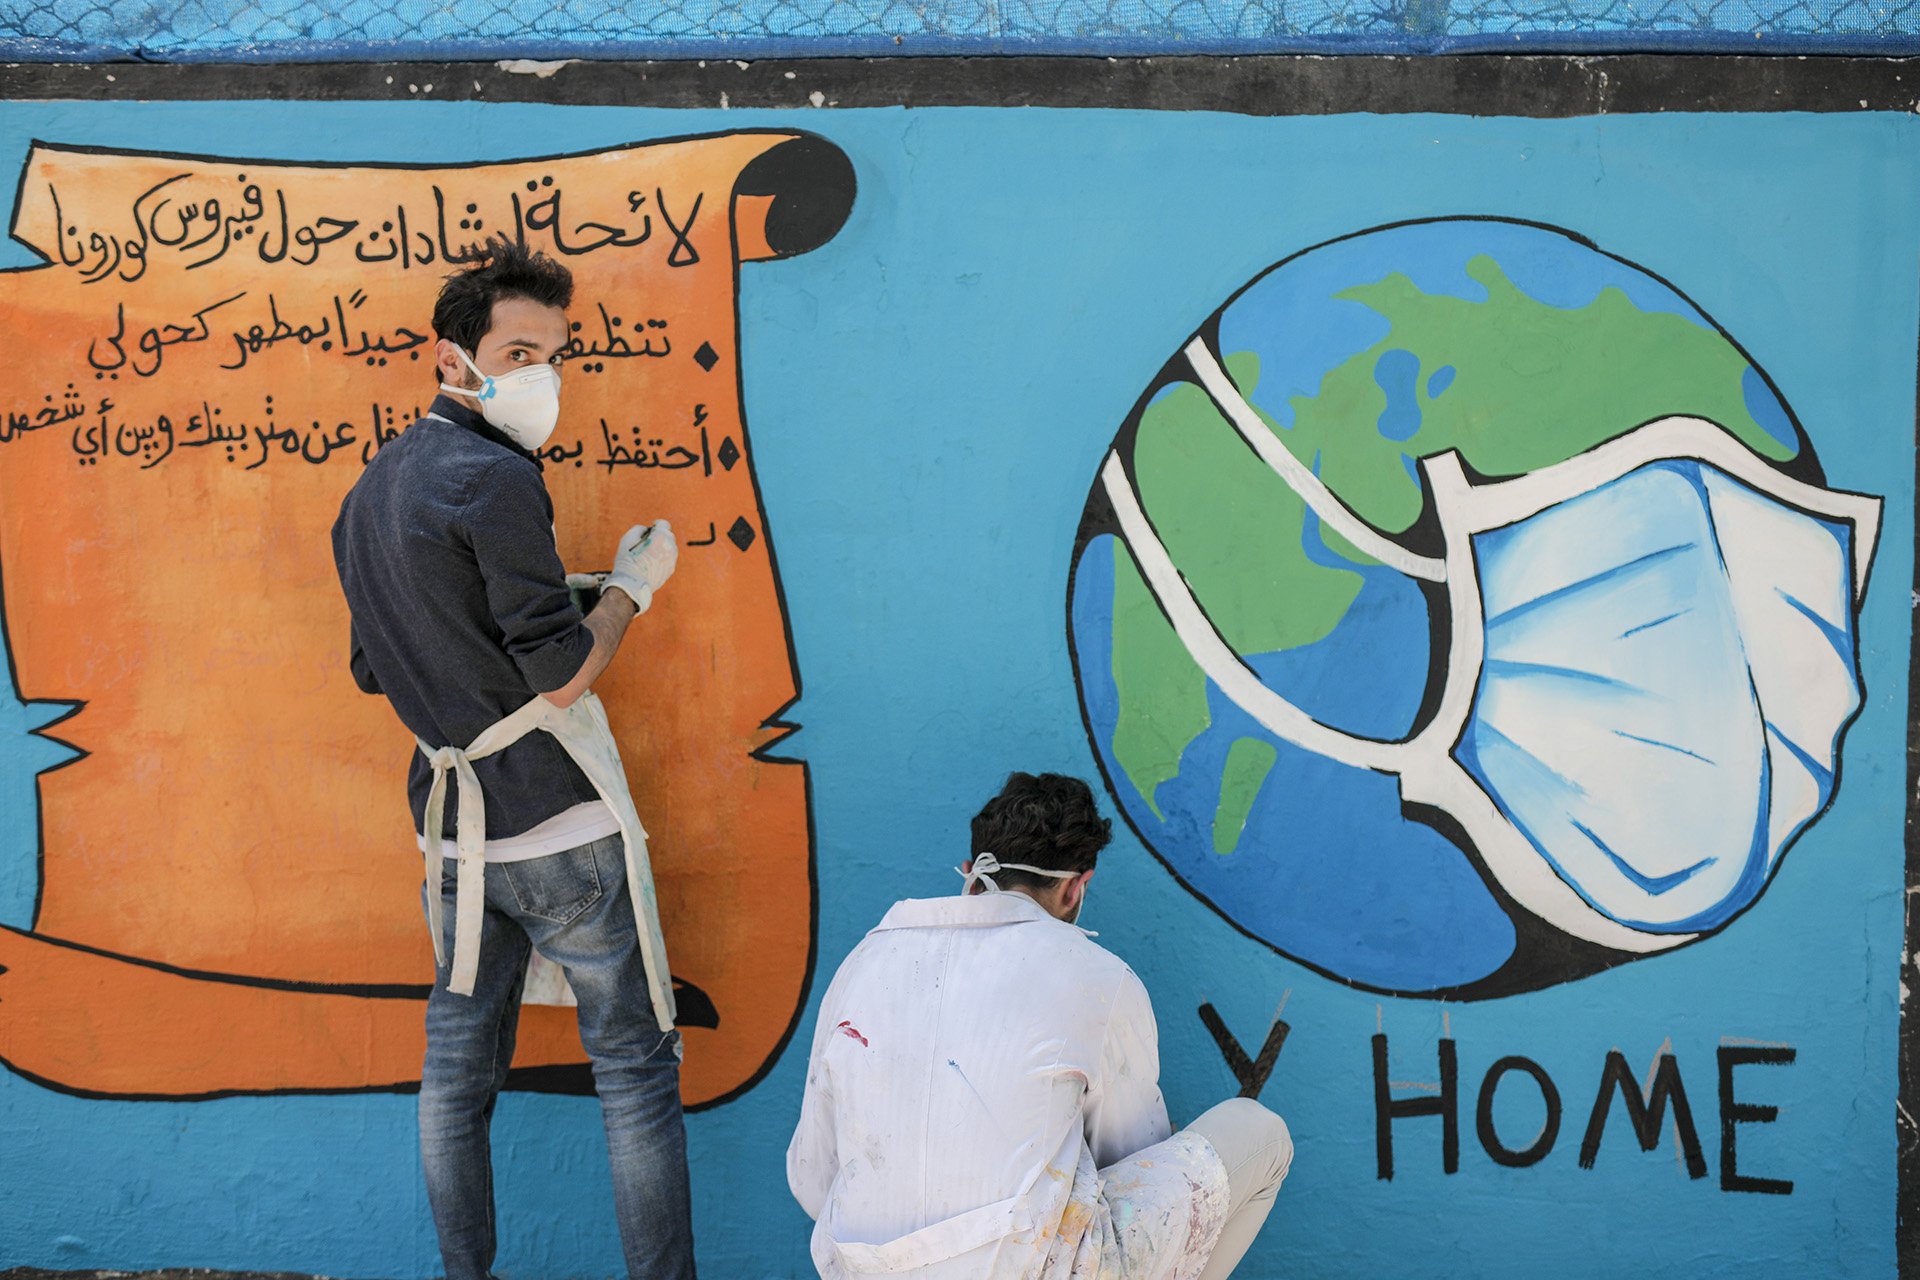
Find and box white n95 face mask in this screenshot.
[441,345,562,452]
[1104,338,1882,956]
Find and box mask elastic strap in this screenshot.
[439,347,494,404]
[1182,337,1446,583]
[957,851,1080,895]
[1102,451,1407,773]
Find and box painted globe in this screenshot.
[1067,218,1866,998]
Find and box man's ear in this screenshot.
[435,338,468,386]
[1064,868,1093,913]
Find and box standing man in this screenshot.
[333,238,695,1280]
[788,772,1294,1280]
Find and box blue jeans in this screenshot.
[419,834,696,1280]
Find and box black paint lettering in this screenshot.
[1475,1055,1562,1168]
[1372,1033,1457,1180]
[1718,1046,1794,1195]
[1197,1003,1289,1100]
[1578,1050,1707,1179]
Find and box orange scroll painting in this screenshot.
[0,132,854,1103]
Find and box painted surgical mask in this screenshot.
[1098,337,1882,955]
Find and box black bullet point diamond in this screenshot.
[717,436,740,471]
[693,342,719,372]
[727,517,757,552]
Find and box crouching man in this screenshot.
[787,772,1293,1279]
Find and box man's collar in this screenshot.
[426,392,540,466]
[873,892,1071,933]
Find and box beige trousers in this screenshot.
[1186,1098,1294,1280]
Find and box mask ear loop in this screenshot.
[1102,450,1411,773]
[1095,339,1448,773]
[1182,339,1446,584]
[439,346,496,404]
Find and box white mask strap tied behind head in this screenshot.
[958,851,1079,895]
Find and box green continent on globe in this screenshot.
[1213,738,1279,855]
[1105,248,1799,835]
[1245,252,1798,544]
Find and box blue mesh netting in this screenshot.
[0,0,1915,63]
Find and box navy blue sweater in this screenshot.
[332,394,599,840]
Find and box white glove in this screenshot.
[602,520,678,613]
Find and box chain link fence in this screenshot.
[0,0,1915,62]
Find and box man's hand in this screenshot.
[602,520,679,613]
[540,520,674,709]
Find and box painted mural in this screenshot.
[0,92,1908,1280]
[0,131,854,1104]
[1070,218,1881,998]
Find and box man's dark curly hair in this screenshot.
[430,236,574,378]
[969,772,1112,892]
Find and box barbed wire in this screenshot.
[1,0,1915,59]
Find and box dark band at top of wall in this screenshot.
[2,56,1919,115]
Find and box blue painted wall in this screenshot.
[0,101,1912,1278]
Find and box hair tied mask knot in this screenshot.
[957,850,1079,895]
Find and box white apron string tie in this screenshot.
[418,694,555,997]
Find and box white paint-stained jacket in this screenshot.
[787,892,1223,1279]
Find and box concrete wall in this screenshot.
[0,59,1913,1278]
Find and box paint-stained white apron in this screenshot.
[416,690,676,1030]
